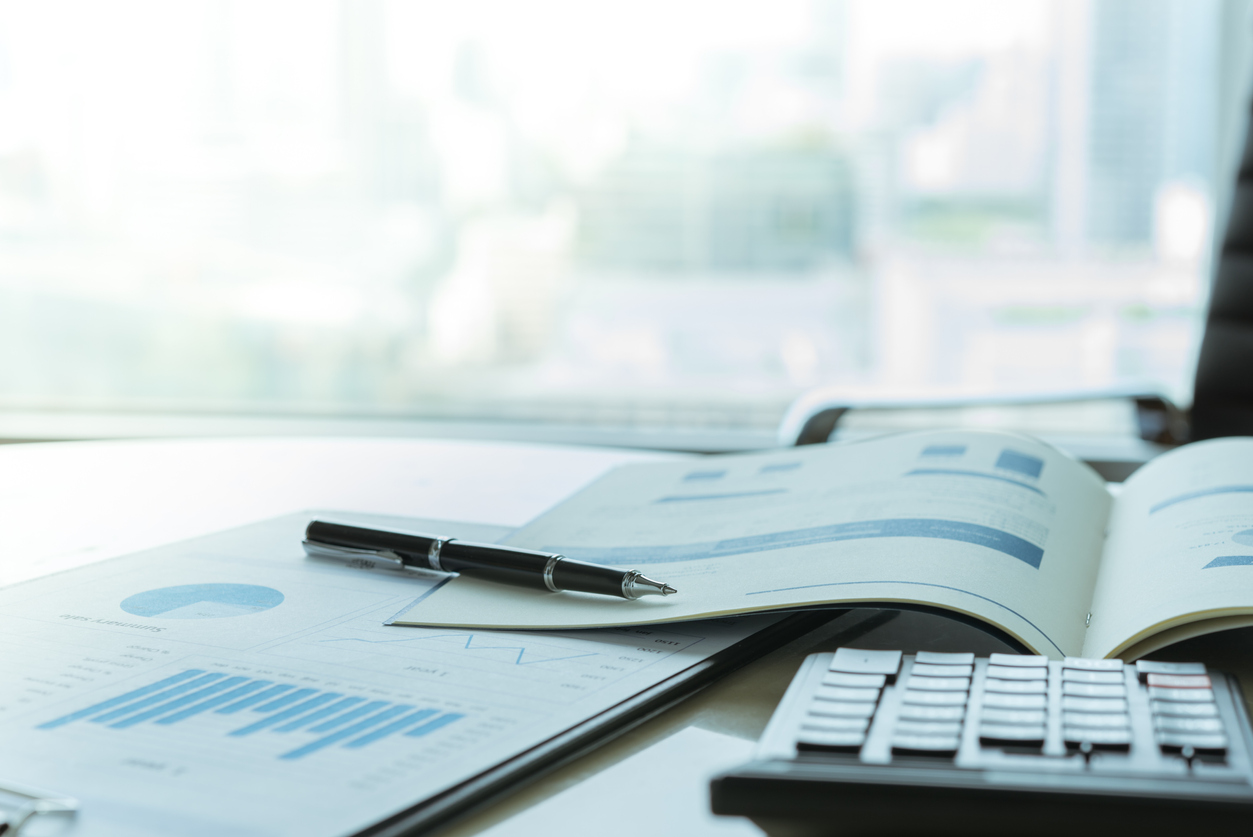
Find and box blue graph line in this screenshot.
[39,671,467,761]
[1203,555,1253,568]
[654,489,787,503]
[1150,485,1253,514]
[37,670,206,730]
[318,634,599,666]
[547,517,1045,569]
[904,469,1045,496]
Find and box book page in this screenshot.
[1084,437,1253,659]
[396,430,1112,658]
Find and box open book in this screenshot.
[392,429,1253,660]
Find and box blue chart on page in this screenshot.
[37,669,465,760]
[120,584,285,619]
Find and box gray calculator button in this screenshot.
[797,731,866,751]
[1064,727,1132,748]
[1062,681,1126,698]
[891,734,960,754]
[911,662,974,678]
[899,704,966,721]
[914,651,975,666]
[1062,657,1124,671]
[985,678,1047,694]
[988,653,1049,667]
[985,665,1047,681]
[1136,660,1206,680]
[1061,669,1124,685]
[1156,732,1228,754]
[1154,716,1224,734]
[1146,673,1212,689]
[1060,696,1127,713]
[1147,687,1214,703]
[810,702,877,718]
[980,708,1047,725]
[806,711,872,729]
[983,692,1047,710]
[895,720,963,737]
[822,672,887,689]
[905,675,970,692]
[814,686,881,703]
[830,648,902,677]
[1062,712,1130,729]
[1150,700,1219,718]
[979,724,1046,744]
[902,690,968,706]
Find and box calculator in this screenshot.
[711,649,1253,835]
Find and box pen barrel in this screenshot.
[550,559,628,598]
[438,543,555,591]
[305,521,443,568]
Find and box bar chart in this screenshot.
[38,669,465,760]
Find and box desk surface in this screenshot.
[2,436,1250,836]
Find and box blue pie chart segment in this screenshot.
[1232,529,1253,547]
[120,584,284,619]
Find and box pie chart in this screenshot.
[120,583,284,619]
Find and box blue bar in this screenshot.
[345,709,437,748]
[996,449,1044,479]
[216,684,294,714]
[38,670,206,729]
[156,680,272,725]
[229,693,343,737]
[109,676,249,728]
[1151,485,1253,514]
[90,673,226,724]
[404,713,464,737]
[254,688,317,713]
[1204,555,1253,569]
[308,700,389,733]
[279,705,414,760]
[904,469,1045,496]
[655,489,786,503]
[274,696,364,732]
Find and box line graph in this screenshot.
[317,633,599,666]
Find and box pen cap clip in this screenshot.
[302,540,406,570]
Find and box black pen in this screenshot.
[302,520,678,600]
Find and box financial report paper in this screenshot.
[0,513,773,837]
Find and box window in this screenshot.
[0,0,1238,438]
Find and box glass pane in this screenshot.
[0,0,1227,432]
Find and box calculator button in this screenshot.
[1062,657,1124,671]
[806,710,872,728]
[911,662,974,678]
[905,676,970,692]
[983,692,1047,710]
[1154,716,1224,734]
[830,648,902,678]
[814,686,881,703]
[1135,660,1206,681]
[1060,696,1128,713]
[822,672,887,689]
[979,724,1046,745]
[1064,727,1132,749]
[797,731,866,752]
[809,702,877,718]
[899,704,966,721]
[914,651,975,666]
[1156,733,1228,754]
[891,734,960,755]
[902,690,968,706]
[1148,687,1214,703]
[985,665,1047,681]
[1061,669,1124,685]
[895,720,963,737]
[1062,712,1130,729]
[988,654,1049,667]
[1151,700,1219,717]
[985,678,1047,694]
[1146,673,1212,689]
[980,708,1047,725]
[1062,681,1126,698]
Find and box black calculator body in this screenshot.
[711,649,1253,835]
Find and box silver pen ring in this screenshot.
[543,555,563,593]
[428,538,447,572]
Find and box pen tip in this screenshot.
[662,585,677,596]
